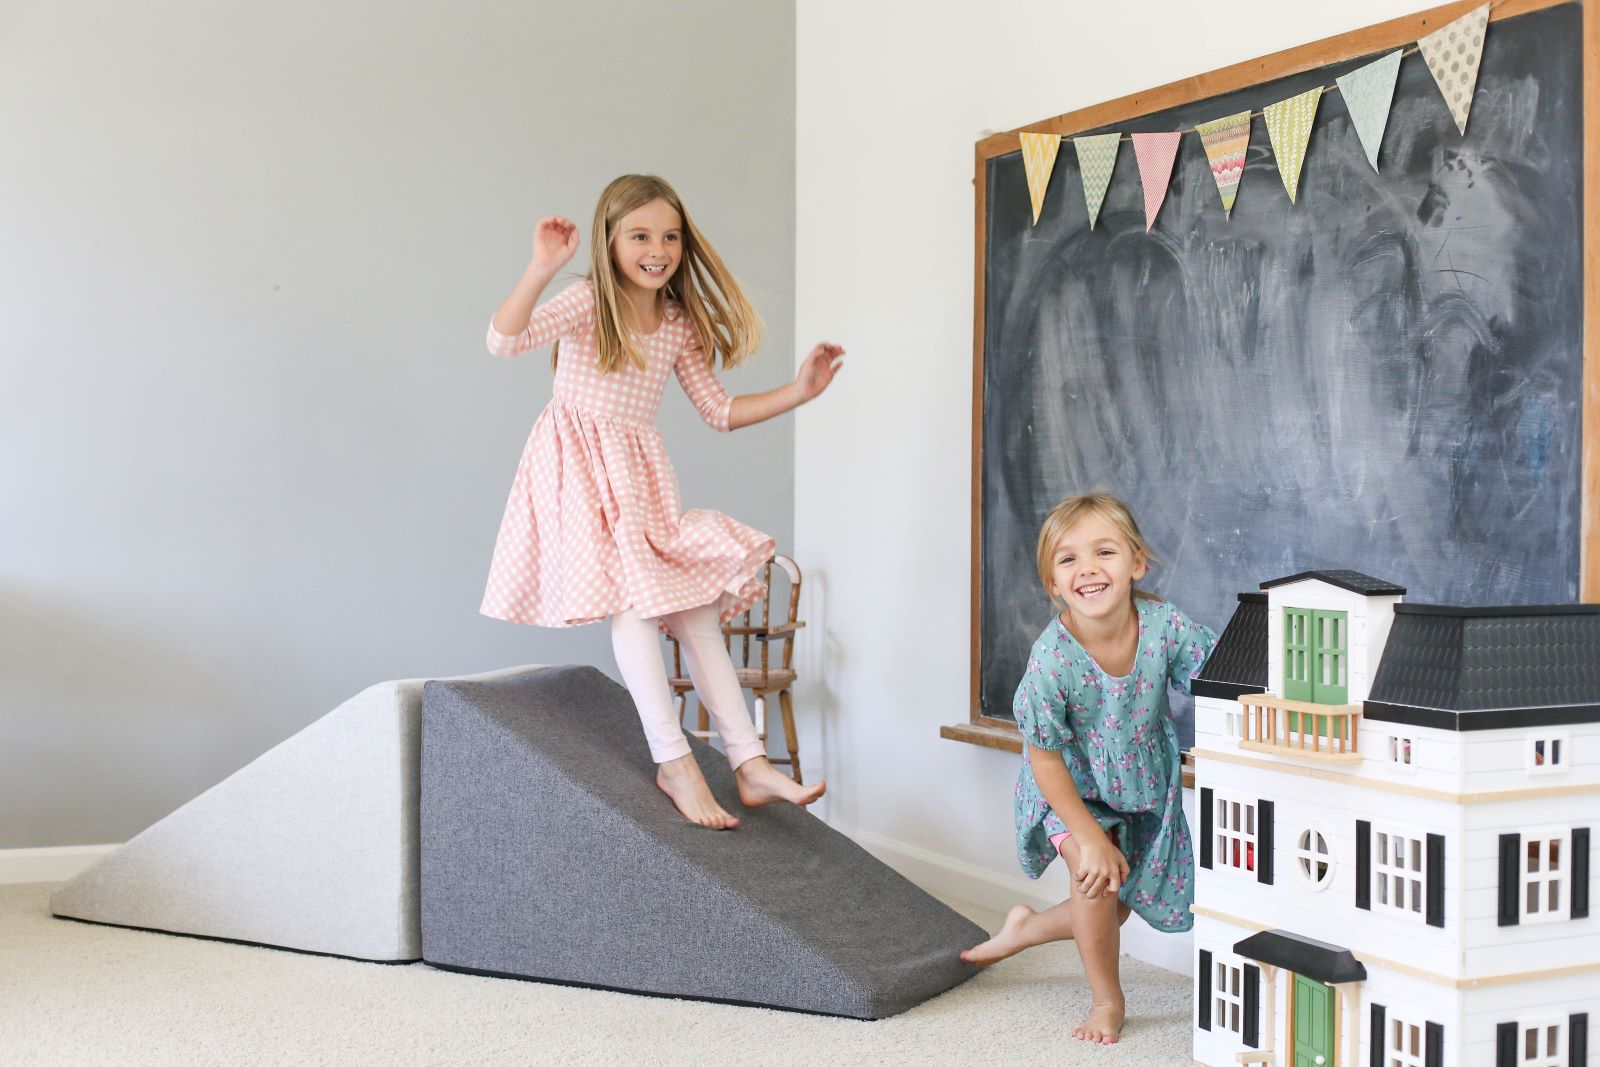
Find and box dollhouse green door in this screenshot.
[1292,972,1334,1066]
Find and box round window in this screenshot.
[1296,828,1334,891]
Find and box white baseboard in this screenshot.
[833,821,1193,976]
[0,844,117,885]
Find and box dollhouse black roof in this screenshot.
[1364,603,1600,730]
[1192,593,1267,702]
[1259,570,1406,596]
[1233,930,1366,985]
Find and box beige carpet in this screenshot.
[0,883,1195,1065]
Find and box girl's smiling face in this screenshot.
[1047,513,1148,624]
[609,197,683,296]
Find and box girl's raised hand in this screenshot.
[531,216,580,273]
[795,342,845,403]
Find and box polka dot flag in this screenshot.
[1418,2,1489,135]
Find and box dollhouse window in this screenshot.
[1385,1013,1427,1067]
[1515,1016,1567,1066]
[1295,828,1334,890]
[1213,958,1244,1036]
[1387,735,1415,768]
[1213,794,1257,875]
[1520,831,1570,924]
[1373,830,1425,919]
[1223,709,1244,740]
[1527,733,1568,775]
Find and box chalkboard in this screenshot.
[972,1,1589,744]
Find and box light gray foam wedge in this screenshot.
[52,665,548,962]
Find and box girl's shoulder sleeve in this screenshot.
[1160,600,1219,696]
[1013,622,1078,751]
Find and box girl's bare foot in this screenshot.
[734,756,826,808]
[1072,1000,1125,1044]
[959,904,1042,966]
[656,754,739,829]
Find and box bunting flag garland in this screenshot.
[1009,5,1494,227]
[1263,86,1323,204]
[1019,132,1062,225]
[1194,111,1252,217]
[1337,50,1403,171]
[1073,132,1122,230]
[1418,2,1489,135]
[1131,132,1182,231]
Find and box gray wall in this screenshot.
[0,0,796,848]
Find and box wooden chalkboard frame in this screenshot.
[945,0,1600,755]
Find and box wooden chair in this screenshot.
[668,554,807,782]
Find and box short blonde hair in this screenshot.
[1034,493,1162,603]
[561,174,764,375]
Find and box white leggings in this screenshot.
[609,605,764,769]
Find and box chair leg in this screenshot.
[778,689,801,784]
[697,700,710,735]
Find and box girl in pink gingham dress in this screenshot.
[483,175,842,828]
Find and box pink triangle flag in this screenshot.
[1131,132,1182,231]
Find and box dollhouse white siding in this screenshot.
[1195,756,1468,979]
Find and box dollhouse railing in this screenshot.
[1236,693,1362,764]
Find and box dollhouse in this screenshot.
[1190,570,1597,1067]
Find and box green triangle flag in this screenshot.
[1073,133,1121,230]
[1263,86,1323,204]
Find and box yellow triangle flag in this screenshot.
[1019,132,1062,225]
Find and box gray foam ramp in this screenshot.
[52,665,548,962]
[420,667,984,1018]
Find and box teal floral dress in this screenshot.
[1012,597,1216,932]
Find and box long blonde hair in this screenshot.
[1034,493,1163,605]
[556,174,764,374]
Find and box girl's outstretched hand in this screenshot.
[531,216,580,273]
[795,342,845,403]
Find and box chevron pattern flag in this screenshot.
[1195,111,1251,217]
[1131,132,1182,231]
[1073,132,1122,230]
[1264,86,1323,204]
[1419,2,1489,135]
[1337,50,1403,171]
[1019,132,1062,224]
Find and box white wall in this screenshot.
[1,0,795,848]
[794,0,1439,955]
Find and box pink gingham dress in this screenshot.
[481,279,774,628]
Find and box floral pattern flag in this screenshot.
[1336,49,1404,171]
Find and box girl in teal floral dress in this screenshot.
[962,493,1216,1046]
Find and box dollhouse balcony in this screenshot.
[1236,693,1362,765]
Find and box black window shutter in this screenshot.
[1499,833,1522,926]
[1572,1013,1588,1067]
[1573,828,1590,919]
[1242,965,1259,1048]
[1425,1021,1444,1067]
[1426,833,1446,928]
[1257,800,1274,885]
[1356,820,1372,910]
[1200,788,1213,870]
[1371,1003,1386,1067]
[1496,1021,1516,1066]
[1197,949,1212,1031]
